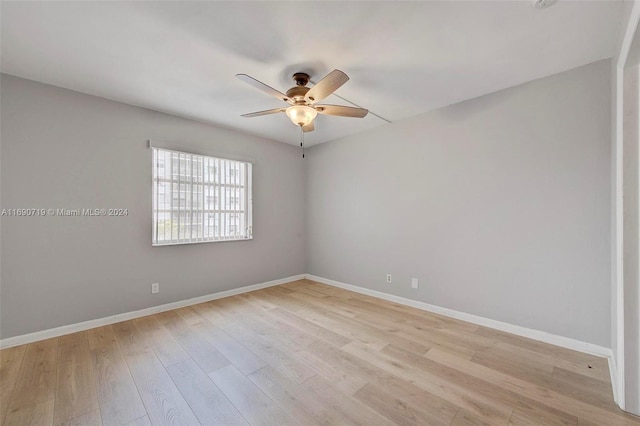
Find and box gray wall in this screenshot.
[0,60,614,349]
[307,60,612,347]
[0,74,306,339]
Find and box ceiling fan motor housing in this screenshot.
[286,86,310,102]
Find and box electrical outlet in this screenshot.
[386,274,392,283]
[411,278,419,289]
[151,283,159,294]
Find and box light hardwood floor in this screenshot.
[1,279,638,425]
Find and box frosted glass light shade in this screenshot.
[286,105,317,127]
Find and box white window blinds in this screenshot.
[152,147,253,246]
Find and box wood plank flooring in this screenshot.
[1,279,638,425]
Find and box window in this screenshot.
[152,147,252,245]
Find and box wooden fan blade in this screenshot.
[302,121,314,132]
[241,108,286,118]
[305,69,349,104]
[236,74,292,104]
[315,104,368,118]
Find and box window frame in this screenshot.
[152,147,253,246]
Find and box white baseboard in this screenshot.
[0,274,306,349]
[305,274,613,359]
[0,272,615,365]
[608,355,619,405]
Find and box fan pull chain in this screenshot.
[300,126,305,159]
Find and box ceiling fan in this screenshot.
[236,69,368,132]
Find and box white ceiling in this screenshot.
[0,1,624,147]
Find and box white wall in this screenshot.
[307,60,612,347]
[0,74,306,339]
[613,1,640,412]
[623,62,640,414]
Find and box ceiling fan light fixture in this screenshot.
[286,105,317,127]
